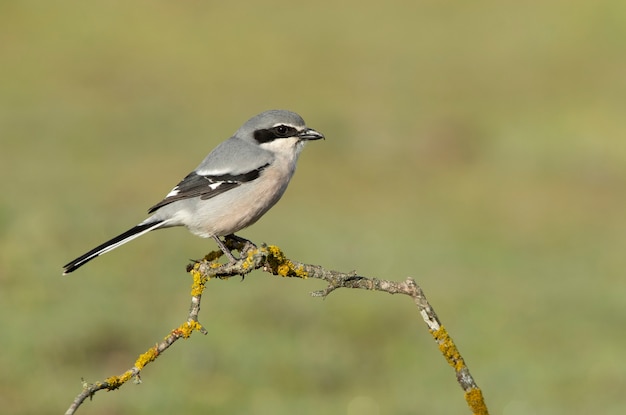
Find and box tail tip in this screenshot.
[62,262,78,275]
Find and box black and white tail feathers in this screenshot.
[62,221,165,275]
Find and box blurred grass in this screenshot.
[1,1,626,414]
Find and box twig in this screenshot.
[65,243,489,415]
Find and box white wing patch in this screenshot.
[165,181,224,198]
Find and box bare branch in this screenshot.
[65,243,489,415]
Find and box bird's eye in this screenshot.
[275,125,290,136]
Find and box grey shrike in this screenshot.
[62,110,324,274]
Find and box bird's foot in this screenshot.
[225,234,257,254]
[211,234,257,266]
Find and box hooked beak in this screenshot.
[298,127,325,141]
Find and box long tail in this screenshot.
[62,221,165,275]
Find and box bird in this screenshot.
[62,110,324,275]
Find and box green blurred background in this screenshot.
[2,1,625,414]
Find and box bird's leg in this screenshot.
[212,235,238,263]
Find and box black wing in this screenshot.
[148,163,270,214]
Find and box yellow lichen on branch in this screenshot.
[104,370,133,390]
[266,245,308,278]
[432,326,465,371]
[430,326,489,414]
[240,248,258,270]
[465,388,489,415]
[175,320,203,339]
[135,346,159,369]
[190,264,208,297]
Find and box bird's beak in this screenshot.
[299,128,325,141]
